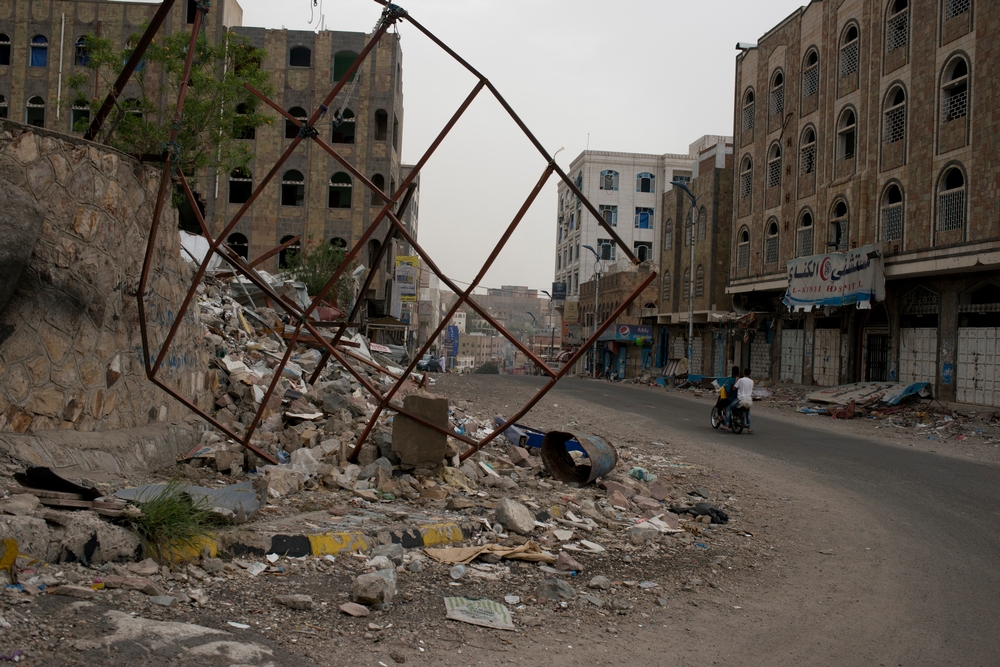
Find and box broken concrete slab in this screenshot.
[391,394,449,467]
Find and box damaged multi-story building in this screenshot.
[727,0,1000,406]
[0,0,415,323]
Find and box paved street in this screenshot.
[498,375,1000,665]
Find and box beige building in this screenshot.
[729,0,998,404]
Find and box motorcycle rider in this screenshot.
[724,367,754,433]
[718,365,740,413]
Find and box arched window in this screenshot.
[331,108,356,144]
[600,170,619,191]
[737,228,750,272]
[840,25,859,78]
[661,271,671,302]
[802,49,819,100]
[944,0,971,20]
[25,95,45,127]
[123,97,143,119]
[285,106,307,139]
[937,166,966,232]
[886,0,909,53]
[634,242,652,262]
[634,207,654,229]
[74,36,90,66]
[682,267,691,301]
[228,168,253,204]
[831,200,849,251]
[941,56,969,123]
[769,70,784,117]
[881,183,904,242]
[281,170,305,207]
[333,50,359,82]
[797,210,814,257]
[0,33,10,66]
[71,96,90,131]
[739,155,753,200]
[374,109,388,141]
[0,95,8,119]
[278,235,299,269]
[30,35,48,67]
[328,172,352,209]
[695,265,705,298]
[800,127,817,175]
[663,219,673,250]
[741,89,755,132]
[289,46,311,67]
[392,114,399,150]
[636,172,655,193]
[684,210,693,247]
[371,174,386,205]
[234,103,255,140]
[837,109,856,161]
[697,207,707,241]
[227,233,249,260]
[331,237,348,249]
[764,219,779,265]
[884,87,906,144]
[368,239,382,267]
[766,143,782,189]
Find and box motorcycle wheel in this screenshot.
[730,412,745,435]
[711,406,722,429]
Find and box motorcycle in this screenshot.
[710,394,749,434]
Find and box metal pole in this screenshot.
[593,260,600,378]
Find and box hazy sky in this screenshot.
[235,0,806,294]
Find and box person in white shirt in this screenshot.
[725,368,754,433]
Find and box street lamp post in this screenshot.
[540,290,556,362]
[583,245,602,378]
[671,181,697,372]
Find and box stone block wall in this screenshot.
[0,120,209,434]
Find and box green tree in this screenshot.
[67,29,272,178]
[283,238,357,310]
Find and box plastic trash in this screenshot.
[629,467,657,483]
[449,565,467,580]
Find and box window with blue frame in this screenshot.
[599,205,618,226]
[575,172,583,188]
[30,35,47,67]
[600,170,619,191]
[597,239,616,261]
[569,212,575,230]
[634,207,654,229]
[636,172,655,193]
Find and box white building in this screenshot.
[450,310,467,334]
[554,136,728,296]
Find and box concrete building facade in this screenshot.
[729,0,1000,405]
[658,139,734,374]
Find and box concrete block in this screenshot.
[391,394,449,467]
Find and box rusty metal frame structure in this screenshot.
[112,0,656,467]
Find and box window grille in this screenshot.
[685,212,692,247]
[661,273,671,301]
[697,208,707,241]
[939,189,965,231]
[764,235,779,264]
[695,267,705,298]
[767,158,781,188]
[884,103,905,143]
[800,143,816,175]
[739,170,752,199]
[945,0,970,20]
[882,203,903,241]
[664,221,672,250]
[942,88,967,122]
[833,218,849,251]
[770,86,784,116]
[797,226,813,256]
[682,269,691,301]
[742,102,755,131]
[802,65,819,98]
[886,11,908,52]
[737,241,750,271]
[841,40,859,78]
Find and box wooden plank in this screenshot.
[7,487,85,501]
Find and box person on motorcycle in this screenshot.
[725,367,754,433]
[718,365,740,412]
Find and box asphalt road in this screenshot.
[501,375,1000,666]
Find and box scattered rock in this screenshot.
[128,558,159,576]
[555,551,583,572]
[352,569,397,605]
[495,498,536,535]
[276,594,313,610]
[49,584,96,599]
[589,575,611,590]
[627,523,660,544]
[372,543,406,566]
[536,579,576,601]
[149,595,177,607]
[340,602,370,617]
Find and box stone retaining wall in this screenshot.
[0,120,209,434]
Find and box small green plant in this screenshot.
[474,361,500,374]
[282,238,356,307]
[119,481,225,561]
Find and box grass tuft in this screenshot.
[119,480,226,561]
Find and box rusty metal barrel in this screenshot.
[540,431,618,486]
